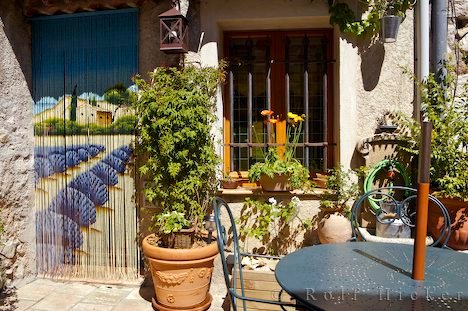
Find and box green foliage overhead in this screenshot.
[133,64,226,235]
[328,0,414,38]
[393,65,468,200]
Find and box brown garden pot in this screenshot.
[317,212,352,244]
[221,179,240,189]
[428,198,468,250]
[142,234,219,311]
[259,174,291,192]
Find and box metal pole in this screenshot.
[411,0,431,281]
[412,122,432,281]
[431,0,448,81]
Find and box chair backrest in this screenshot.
[212,197,247,311]
[350,186,451,247]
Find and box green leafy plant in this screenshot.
[319,166,363,218]
[248,111,310,190]
[393,64,468,200]
[133,64,226,244]
[238,196,311,255]
[327,0,414,38]
[156,211,191,234]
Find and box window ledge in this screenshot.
[217,187,327,202]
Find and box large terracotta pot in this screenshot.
[142,234,219,310]
[428,198,468,250]
[318,212,352,244]
[259,174,291,192]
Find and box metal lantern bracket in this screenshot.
[159,7,189,54]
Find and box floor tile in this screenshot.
[53,282,98,296]
[14,299,37,311]
[80,288,130,306]
[112,299,153,311]
[16,283,57,301]
[70,303,113,311]
[27,292,82,311]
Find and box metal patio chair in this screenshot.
[350,186,452,248]
[212,197,302,311]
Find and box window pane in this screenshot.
[226,31,331,172]
[308,147,325,171]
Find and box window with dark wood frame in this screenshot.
[223,30,335,174]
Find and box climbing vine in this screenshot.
[328,0,415,38]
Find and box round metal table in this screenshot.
[275,242,468,310]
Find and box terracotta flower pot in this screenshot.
[318,212,352,244]
[259,174,291,192]
[428,198,468,250]
[142,234,219,310]
[221,179,240,189]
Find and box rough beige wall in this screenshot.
[0,1,36,287]
[199,0,416,170]
[353,12,415,166]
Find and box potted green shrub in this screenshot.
[317,166,361,244]
[133,64,225,310]
[248,111,309,191]
[394,64,468,250]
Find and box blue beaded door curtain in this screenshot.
[32,9,140,281]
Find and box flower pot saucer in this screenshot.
[152,293,212,311]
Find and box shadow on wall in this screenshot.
[359,42,385,91]
[340,30,386,92]
[0,0,32,90]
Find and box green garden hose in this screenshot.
[364,159,411,212]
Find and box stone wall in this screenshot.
[0,0,36,288]
[449,0,468,87]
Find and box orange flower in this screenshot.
[261,110,274,116]
[268,118,278,124]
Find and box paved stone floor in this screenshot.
[0,277,228,311]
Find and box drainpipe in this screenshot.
[414,0,430,120]
[431,0,448,82]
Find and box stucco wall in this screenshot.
[198,0,416,170]
[0,0,36,288]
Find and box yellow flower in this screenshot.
[288,112,297,119]
[288,112,304,123]
[293,115,304,122]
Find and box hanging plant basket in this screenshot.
[380,15,402,43]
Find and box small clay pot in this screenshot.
[318,212,352,244]
[221,179,240,189]
[259,174,291,192]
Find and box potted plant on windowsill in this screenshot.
[248,111,310,192]
[317,166,361,244]
[133,64,225,310]
[220,172,240,190]
[394,64,468,250]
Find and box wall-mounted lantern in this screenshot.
[159,7,188,54]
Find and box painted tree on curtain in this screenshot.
[32,9,140,281]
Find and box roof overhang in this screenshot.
[20,0,149,17]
